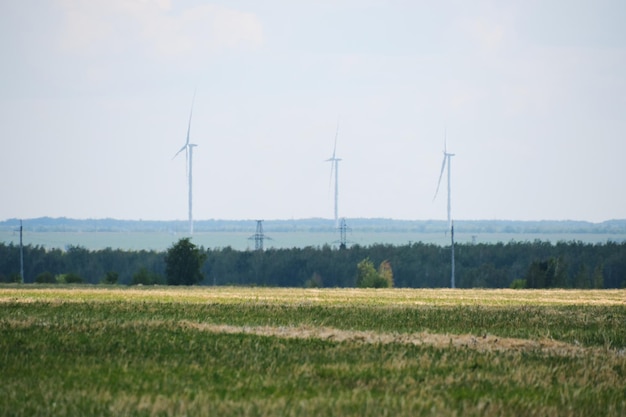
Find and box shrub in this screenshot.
[62,273,84,284]
[132,267,162,285]
[35,271,56,284]
[0,273,23,283]
[510,278,527,289]
[305,272,323,288]
[101,271,119,285]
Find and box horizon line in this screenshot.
[1,216,625,224]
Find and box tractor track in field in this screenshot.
[179,321,623,358]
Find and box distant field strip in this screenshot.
[1,286,625,306]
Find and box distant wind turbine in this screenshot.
[433,134,455,230]
[326,121,342,228]
[173,91,198,235]
[433,131,456,288]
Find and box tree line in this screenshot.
[0,240,624,288]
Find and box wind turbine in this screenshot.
[173,91,198,235]
[433,131,456,288]
[326,121,342,228]
[433,134,455,231]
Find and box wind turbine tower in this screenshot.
[173,92,198,235]
[187,143,197,234]
[433,134,456,288]
[326,122,342,228]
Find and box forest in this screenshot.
[1,240,625,289]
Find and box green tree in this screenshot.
[131,267,162,285]
[592,264,604,289]
[525,260,548,288]
[62,273,84,284]
[356,258,392,288]
[378,260,394,288]
[574,264,590,289]
[356,258,378,288]
[35,271,56,284]
[525,257,567,288]
[305,272,323,288]
[510,278,526,289]
[547,257,567,287]
[165,238,207,286]
[101,271,119,285]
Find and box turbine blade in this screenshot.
[173,144,186,160]
[185,90,196,147]
[433,154,447,201]
[332,121,339,159]
[173,90,196,160]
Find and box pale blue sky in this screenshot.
[1,0,625,222]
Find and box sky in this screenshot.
[1,0,625,223]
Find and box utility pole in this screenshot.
[19,220,24,283]
[450,221,455,289]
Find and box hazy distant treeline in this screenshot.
[1,241,625,289]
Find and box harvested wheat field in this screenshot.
[1,286,625,416]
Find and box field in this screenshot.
[1,286,625,416]
[2,230,625,251]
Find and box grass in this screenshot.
[1,286,625,416]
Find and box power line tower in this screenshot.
[249,220,271,251]
[337,217,351,250]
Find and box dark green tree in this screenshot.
[131,267,162,285]
[165,238,207,285]
[592,264,604,289]
[574,264,590,289]
[35,271,56,284]
[63,272,84,284]
[525,260,548,289]
[525,257,567,288]
[101,271,119,285]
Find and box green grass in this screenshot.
[1,286,625,416]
